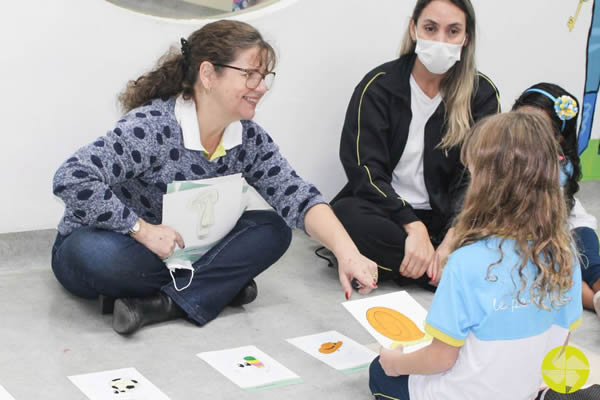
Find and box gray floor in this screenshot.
[1,181,599,399]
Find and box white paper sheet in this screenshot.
[68,368,170,400]
[197,345,302,391]
[0,385,15,400]
[343,291,432,352]
[162,174,246,263]
[286,330,377,373]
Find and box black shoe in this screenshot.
[99,295,116,314]
[112,292,185,335]
[229,280,258,307]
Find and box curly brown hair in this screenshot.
[451,112,575,309]
[118,20,276,112]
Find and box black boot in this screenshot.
[229,279,258,307]
[99,295,116,314]
[112,292,185,335]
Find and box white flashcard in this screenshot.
[0,385,15,400]
[68,367,170,400]
[197,345,302,391]
[343,291,432,352]
[286,330,377,373]
[162,174,246,263]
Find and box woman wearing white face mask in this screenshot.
[331,0,500,289]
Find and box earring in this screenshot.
[205,86,212,95]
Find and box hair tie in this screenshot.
[524,88,579,132]
[180,38,191,67]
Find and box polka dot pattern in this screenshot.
[133,127,145,139]
[140,195,151,208]
[112,164,122,177]
[91,155,103,169]
[72,170,89,179]
[191,164,205,176]
[74,210,86,219]
[77,189,93,200]
[97,212,113,222]
[55,108,324,236]
[131,151,142,163]
[284,185,298,196]
[113,142,124,155]
[54,185,66,194]
[268,166,281,177]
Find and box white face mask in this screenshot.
[165,259,195,292]
[414,30,465,75]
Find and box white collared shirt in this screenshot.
[174,95,243,158]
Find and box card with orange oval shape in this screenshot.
[343,291,432,352]
[287,331,377,373]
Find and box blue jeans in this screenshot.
[51,210,292,325]
[369,356,410,400]
[573,227,600,287]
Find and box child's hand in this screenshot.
[379,346,405,377]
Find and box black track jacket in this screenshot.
[332,53,500,231]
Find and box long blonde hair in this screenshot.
[452,112,574,309]
[400,0,477,149]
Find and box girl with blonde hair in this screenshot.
[369,112,582,400]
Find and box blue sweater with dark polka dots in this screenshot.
[53,97,325,236]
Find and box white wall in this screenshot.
[0,0,597,233]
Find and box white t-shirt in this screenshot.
[391,75,442,210]
[409,237,582,400]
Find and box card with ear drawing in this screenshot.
[286,330,377,373]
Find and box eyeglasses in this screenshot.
[212,63,276,90]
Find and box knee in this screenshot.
[250,211,292,255]
[369,356,384,393]
[54,228,131,284]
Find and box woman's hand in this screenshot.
[400,221,434,279]
[304,204,378,300]
[427,228,454,286]
[379,346,405,377]
[337,249,378,299]
[132,219,185,260]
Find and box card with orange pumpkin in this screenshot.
[286,331,377,373]
[342,291,432,352]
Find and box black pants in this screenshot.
[332,196,447,281]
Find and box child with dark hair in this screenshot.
[513,83,600,318]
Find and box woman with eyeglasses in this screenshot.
[51,20,377,335]
[331,0,500,290]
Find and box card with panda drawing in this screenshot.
[286,330,377,373]
[197,345,302,391]
[343,290,432,352]
[0,384,16,400]
[68,367,170,400]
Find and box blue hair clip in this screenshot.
[524,88,579,132]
